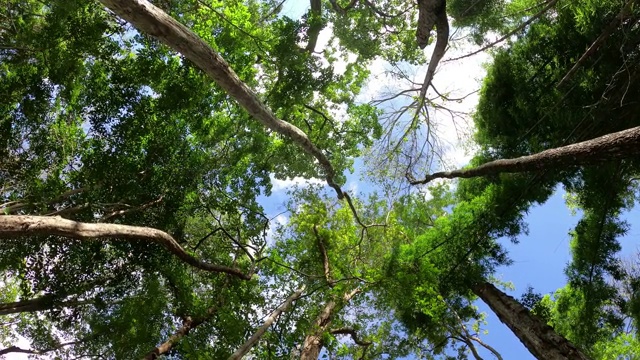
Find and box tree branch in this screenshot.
[445,0,558,63]
[228,286,305,360]
[409,125,640,184]
[96,0,343,198]
[330,328,372,346]
[0,215,252,280]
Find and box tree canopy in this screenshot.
[1,0,640,358]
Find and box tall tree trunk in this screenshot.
[299,288,360,360]
[471,281,591,360]
[409,126,640,185]
[229,287,305,360]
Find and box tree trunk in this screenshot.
[299,288,360,360]
[229,287,305,360]
[0,215,250,279]
[471,281,591,360]
[410,126,640,185]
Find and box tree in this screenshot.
[2,0,640,358]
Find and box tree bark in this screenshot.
[299,288,360,360]
[305,0,323,52]
[410,126,640,184]
[471,281,591,360]
[96,0,343,197]
[0,295,93,316]
[144,308,217,360]
[0,215,251,280]
[228,286,305,360]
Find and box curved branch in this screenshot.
[409,126,640,184]
[97,0,343,198]
[470,336,504,360]
[330,328,372,346]
[144,307,219,360]
[0,215,251,280]
[417,9,449,115]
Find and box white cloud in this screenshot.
[270,174,325,192]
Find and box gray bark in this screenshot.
[0,215,250,279]
[410,126,640,184]
[229,287,305,360]
[472,282,590,360]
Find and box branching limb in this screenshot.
[445,0,558,63]
[97,0,343,198]
[0,215,252,280]
[313,224,335,287]
[409,125,640,184]
[330,327,372,346]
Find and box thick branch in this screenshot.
[417,9,449,115]
[0,295,93,316]
[306,0,323,52]
[228,286,305,360]
[409,126,640,184]
[0,215,251,280]
[97,0,343,197]
[144,308,218,360]
[330,328,372,346]
[415,0,446,49]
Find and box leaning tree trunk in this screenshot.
[299,288,360,360]
[229,287,305,360]
[471,281,591,360]
[409,125,640,184]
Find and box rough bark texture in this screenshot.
[417,8,449,108]
[0,215,250,279]
[415,0,446,49]
[472,282,591,360]
[305,0,323,52]
[0,295,92,316]
[97,0,343,197]
[299,288,360,360]
[229,287,305,360]
[144,307,219,360]
[410,126,640,184]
